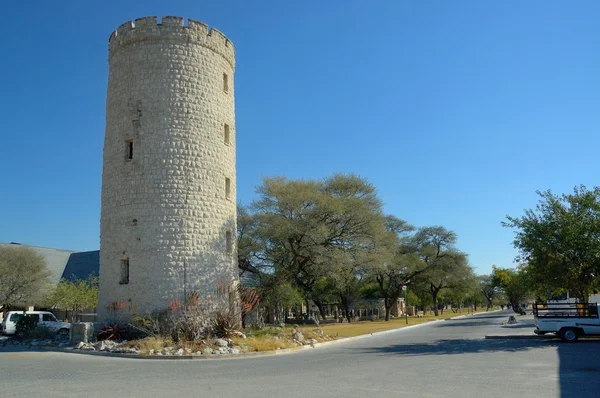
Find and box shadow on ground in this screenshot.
[356,337,566,356]
[361,313,600,398]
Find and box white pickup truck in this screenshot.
[533,302,600,342]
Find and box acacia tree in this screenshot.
[0,245,51,309]
[369,216,426,321]
[420,252,474,315]
[504,186,600,302]
[444,273,480,312]
[479,275,499,311]
[243,174,386,319]
[410,226,473,316]
[491,266,529,314]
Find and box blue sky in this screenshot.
[1,1,599,275]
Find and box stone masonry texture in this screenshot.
[98,16,237,321]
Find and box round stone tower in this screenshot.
[98,16,237,320]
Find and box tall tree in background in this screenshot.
[479,275,499,311]
[370,216,424,321]
[504,186,600,302]
[491,266,529,314]
[411,226,474,315]
[420,251,474,315]
[0,245,51,309]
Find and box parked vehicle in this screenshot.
[533,302,600,342]
[1,311,71,336]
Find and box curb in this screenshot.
[30,319,444,360]
[0,310,505,361]
[484,335,554,340]
[1,319,445,361]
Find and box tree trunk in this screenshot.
[384,297,393,321]
[432,292,439,316]
[340,295,353,323]
[313,299,327,322]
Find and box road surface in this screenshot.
[1,310,599,397]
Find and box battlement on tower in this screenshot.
[108,16,235,68]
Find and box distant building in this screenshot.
[0,242,100,321]
[0,242,99,286]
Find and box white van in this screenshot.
[1,311,70,336]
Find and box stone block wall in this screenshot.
[98,16,237,320]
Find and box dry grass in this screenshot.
[298,309,494,338]
[122,336,173,355]
[232,336,296,352]
[116,308,499,354]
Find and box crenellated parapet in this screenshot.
[108,16,235,68]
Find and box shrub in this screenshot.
[212,309,241,338]
[130,311,168,338]
[130,292,214,342]
[25,325,56,340]
[170,293,213,342]
[97,323,124,341]
[15,314,39,336]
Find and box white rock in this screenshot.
[175,348,184,356]
[214,338,228,347]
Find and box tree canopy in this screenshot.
[45,276,99,321]
[0,245,51,308]
[504,185,600,302]
[238,173,481,321]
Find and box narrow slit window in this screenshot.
[223,73,229,93]
[225,177,231,200]
[120,258,129,284]
[125,140,134,160]
[226,231,232,254]
[224,124,230,145]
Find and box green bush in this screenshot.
[15,314,39,335]
[25,326,56,340]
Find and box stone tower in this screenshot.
[98,16,237,321]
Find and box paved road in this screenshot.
[1,310,599,397]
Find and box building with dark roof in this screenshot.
[0,242,99,285]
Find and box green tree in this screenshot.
[369,216,424,321]
[411,226,473,316]
[479,275,499,311]
[0,245,51,308]
[420,252,474,315]
[504,186,600,302]
[248,174,386,317]
[257,275,303,324]
[45,276,98,321]
[491,266,529,314]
